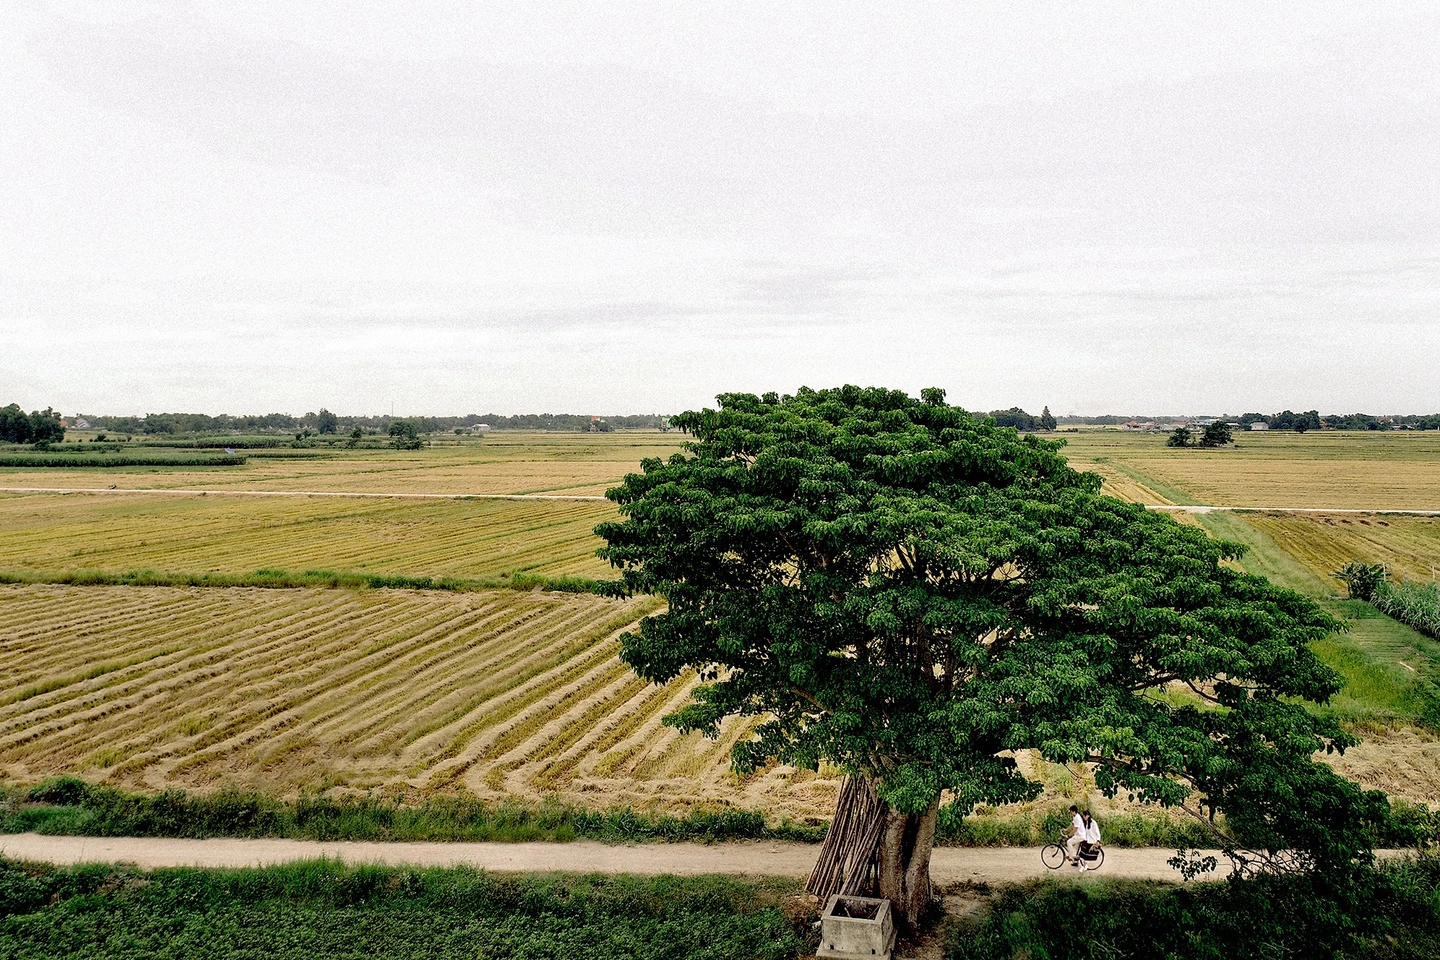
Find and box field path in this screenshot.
[6,487,1440,514]
[0,834,1234,882]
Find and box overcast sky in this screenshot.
[4,2,1438,416]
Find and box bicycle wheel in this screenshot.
[1040,844,1067,869]
[1089,847,1105,870]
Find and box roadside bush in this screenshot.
[0,858,813,959]
[948,857,1440,960]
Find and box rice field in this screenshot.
[0,584,841,819]
[0,431,688,497]
[1237,512,1440,587]
[0,491,618,582]
[1059,429,1440,510]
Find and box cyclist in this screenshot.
[1061,805,1085,864]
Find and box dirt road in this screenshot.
[0,834,1223,883]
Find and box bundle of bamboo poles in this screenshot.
[806,775,886,899]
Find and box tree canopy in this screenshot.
[597,386,1391,916]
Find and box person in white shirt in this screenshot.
[1069,811,1102,870]
[1062,805,1086,865]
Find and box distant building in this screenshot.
[470,423,491,434]
[1249,422,1270,431]
[72,418,89,429]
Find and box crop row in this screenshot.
[0,584,836,818]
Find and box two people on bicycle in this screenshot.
[1062,805,1102,870]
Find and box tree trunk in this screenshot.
[876,798,939,935]
[806,776,938,935]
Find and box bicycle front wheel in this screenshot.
[1041,844,1067,870]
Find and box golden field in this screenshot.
[1059,429,1440,510]
[0,491,618,582]
[0,432,687,498]
[0,585,839,818]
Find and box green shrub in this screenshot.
[0,858,813,959]
[1335,560,1388,601]
[948,858,1440,960]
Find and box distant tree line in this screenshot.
[985,406,1057,431]
[1062,411,1440,430]
[75,411,673,436]
[0,404,65,444]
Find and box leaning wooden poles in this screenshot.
[807,775,939,935]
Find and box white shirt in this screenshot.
[1071,813,1085,834]
[1079,818,1101,844]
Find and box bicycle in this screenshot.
[1041,835,1104,871]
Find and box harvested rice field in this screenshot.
[0,491,617,582]
[1238,512,1440,587]
[1059,430,1440,510]
[0,585,842,819]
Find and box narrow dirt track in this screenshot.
[0,834,1223,883]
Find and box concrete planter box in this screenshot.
[817,895,895,960]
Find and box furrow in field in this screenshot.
[325,601,621,755]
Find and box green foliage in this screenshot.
[0,405,64,444]
[0,454,246,467]
[597,385,1390,868]
[0,778,825,844]
[1372,580,1440,641]
[948,857,1440,960]
[0,858,811,960]
[1198,421,1234,447]
[0,567,607,595]
[314,408,339,434]
[388,419,424,450]
[1335,561,1388,601]
[1039,406,1057,431]
[1166,426,1193,447]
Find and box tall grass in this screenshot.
[0,778,824,844]
[1373,581,1440,641]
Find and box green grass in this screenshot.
[0,858,812,960]
[0,566,607,594]
[0,454,248,467]
[1198,513,1440,730]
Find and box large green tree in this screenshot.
[596,387,1389,931]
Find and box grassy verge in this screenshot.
[0,778,1225,848]
[1198,513,1440,731]
[0,857,813,960]
[0,779,825,844]
[0,567,607,595]
[0,454,248,467]
[947,856,1440,960]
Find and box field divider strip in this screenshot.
[0,487,609,501]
